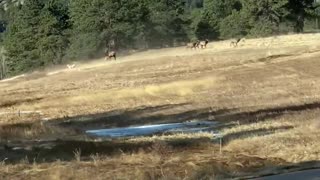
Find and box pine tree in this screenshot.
[68,0,149,59]
[37,0,70,65]
[240,0,289,36]
[286,0,318,32]
[144,0,188,47]
[4,0,44,74]
[4,0,70,75]
[192,0,241,40]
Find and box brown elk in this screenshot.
[230,38,244,48]
[105,49,116,61]
[199,39,209,49]
[105,39,117,60]
[195,40,201,48]
[186,40,199,50]
[67,64,76,69]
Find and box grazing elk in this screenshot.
[186,42,196,49]
[67,64,76,69]
[105,39,117,60]
[199,39,209,49]
[105,49,116,61]
[186,40,200,50]
[195,40,201,48]
[230,38,244,48]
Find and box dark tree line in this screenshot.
[0,0,319,76]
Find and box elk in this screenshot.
[230,38,244,48]
[199,39,209,49]
[195,40,201,48]
[105,39,117,61]
[105,50,116,61]
[186,40,199,50]
[186,42,195,49]
[67,64,76,69]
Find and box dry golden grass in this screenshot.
[127,132,216,143]
[1,33,320,179]
[0,142,287,180]
[67,77,217,106]
[224,110,320,163]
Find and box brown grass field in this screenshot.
[1,33,320,179]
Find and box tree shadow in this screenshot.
[0,140,152,164]
[1,101,320,165]
[222,126,294,145]
[50,101,320,133]
[54,103,234,131]
[239,160,320,180]
[213,101,320,127]
[0,136,212,165]
[0,97,44,108]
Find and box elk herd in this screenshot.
[186,39,209,49]
[186,37,245,50]
[102,37,246,63]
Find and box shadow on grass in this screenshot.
[54,103,233,130]
[0,137,211,164]
[1,101,320,165]
[53,101,320,132]
[222,125,294,144]
[0,97,44,108]
[192,158,320,179]
[238,160,320,180]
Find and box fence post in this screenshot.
[219,135,223,155]
[211,131,223,155]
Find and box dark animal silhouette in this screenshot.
[186,40,199,50]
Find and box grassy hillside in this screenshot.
[1,34,320,179]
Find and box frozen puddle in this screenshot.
[86,121,217,138]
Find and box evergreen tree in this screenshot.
[68,0,150,59]
[145,0,188,47]
[37,0,70,65]
[67,0,106,59]
[0,0,319,76]
[4,0,44,74]
[186,0,204,9]
[240,0,289,36]
[286,0,318,32]
[4,0,70,75]
[219,10,249,39]
[196,0,241,40]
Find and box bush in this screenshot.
[219,10,249,39]
[248,17,276,37]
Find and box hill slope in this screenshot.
[1,33,320,179]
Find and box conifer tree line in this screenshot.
[0,0,319,76]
